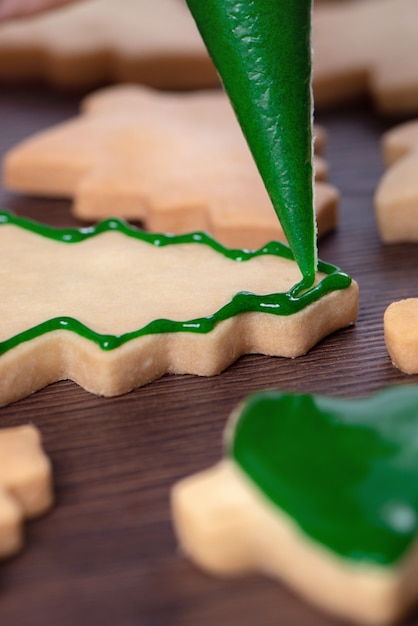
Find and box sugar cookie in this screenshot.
[384,299,418,374]
[0,0,217,90]
[172,387,418,625]
[313,0,418,114]
[3,85,338,251]
[375,120,418,242]
[0,424,53,558]
[0,211,358,407]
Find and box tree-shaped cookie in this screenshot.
[375,120,418,242]
[0,0,217,90]
[172,387,418,625]
[313,0,418,114]
[3,85,338,251]
[0,211,358,407]
[0,424,53,558]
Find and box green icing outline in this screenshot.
[0,211,351,354]
[230,388,418,567]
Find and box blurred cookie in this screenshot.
[173,387,418,625]
[384,299,418,374]
[0,424,53,558]
[375,120,418,242]
[0,0,217,90]
[3,85,339,250]
[313,0,418,114]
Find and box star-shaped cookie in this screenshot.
[0,424,53,558]
[3,85,338,250]
[313,0,418,114]
[374,120,418,242]
[0,0,217,90]
[0,212,358,407]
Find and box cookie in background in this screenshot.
[3,85,339,251]
[0,0,218,90]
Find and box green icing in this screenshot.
[185,0,316,290]
[229,387,418,566]
[0,211,350,354]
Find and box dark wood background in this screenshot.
[1,86,418,626]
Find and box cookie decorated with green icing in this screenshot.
[172,387,418,625]
[0,211,357,407]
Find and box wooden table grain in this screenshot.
[1,87,418,626]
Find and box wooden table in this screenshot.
[1,87,418,626]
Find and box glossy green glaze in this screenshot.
[230,387,418,566]
[0,211,350,354]
[186,0,316,289]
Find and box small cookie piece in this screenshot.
[375,120,418,243]
[0,211,358,407]
[313,0,418,114]
[3,85,338,251]
[0,0,217,90]
[172,387,418,625]
[384,299,418,374]
[0,424,53,558]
